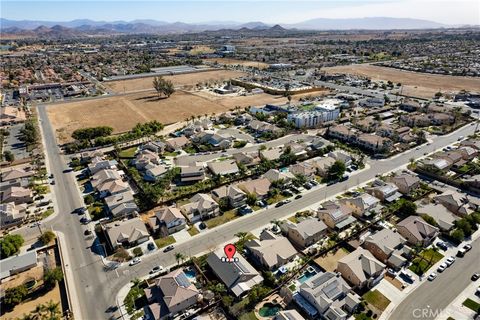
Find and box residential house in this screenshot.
[0,202,27,229]
[262,169,294,185]
[144,269,200,320]
[133,149,161,170]
[111,203,139,218]
[367,183,402,203]
[103,218,150,250]
[207,160,239,176]
[180,193,220,223]
[165,136,189,151]
[232,152,260,167]
[180,166,205,183]
[390,173,421,195]
[289,161,316,177]
[239,178,271,200]
[294,272,360,319]
[339,194,380,219]
[144,164,168,182]
[248,119,281,134]
[328,151,352,166]
[318,202,357,230]
[149,207,186,236]
[397,216,439,246]
[309,156,337,177]
[141,141,166,154]
[260,148,283,161]
[0,251,38,280]
[88,156,118,175]
[400,99,422,112]
[91,169,130,198]
[1,167,34,182]
[284,217,328,249]
[245,230,297,270]
[353,117,377,133]
[363,229,408,269]
[1,186,33,205]
[433,191,474,217]
[193,132,232,150]
[356,134,392,153]
[104,191,138,217]
[327,125,356,142]
[207,249,263,297]
[417,202,459,231]
[275,310,305,320]
[337,248,385,289]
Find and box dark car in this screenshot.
[73,207,86,215]
[436,242,448,251]
[295,195,303,200]
[199,222,207,230]
[163,245,174,253]
[63,168,74,173]
[80,217,91,224]
[290,188,300,194]
[147,242,156,251]
[472,273,480,281]
[50,180,56,185]
[304,184,312,190]
[275,202,285,208]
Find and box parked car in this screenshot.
[150,266,164,274]
[445,256,455,266]
[129,257,141,266]
[463,244,472,252]
[437,263,448,273]
[400,271,415,283]
[295,195,303,200]
[199,222,207,230]
[84,230,92,236]
[80,217,91,224]
[436,242,448,251]
[147,242,156,251]
[428,272,437,281]
[472,273,480,281]
[163,245,174,253]
[275,201,285,208]
[73,207,86,215]
[457,248,467,257]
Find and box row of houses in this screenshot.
[327,125,393,153]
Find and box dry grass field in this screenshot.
[323,64,480,99]
[203,58,269,69]
[105,69,246,93]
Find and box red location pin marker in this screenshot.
[224,244,236,262]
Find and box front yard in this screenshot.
[154,235,176,248]
[409,248,444,276]
[363,289,391,312]
[463,298,480,312]
[205,209,238,229]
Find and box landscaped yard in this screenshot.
[154,235,176,248]
[363,289,391,311]
[118,146,138,158]
[409,248,444,276]
[266,194,286,205]
[463,298,480,312]
[205,209,238,229]
[239,312,258,320]
[187,226,199,236]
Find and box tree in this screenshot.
[133,247,143,257]
[175,252,186,265]
[420,214,437,227]
[4,285,28,307]
[0,234,24,259]
[43,267,63,290]
[4,150,14,162]
[153,76,163,98]
[327,160,346,180]
[246,193,257,206]
[395,199,417,216]
[455,218,472,236]
[39,230,56,245]
[153,76,175,98]
[450,228,465,243]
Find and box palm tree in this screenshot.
[175,252,186,265]
[43,300,60,319]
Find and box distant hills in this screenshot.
[0,17,461,38]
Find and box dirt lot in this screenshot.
[314,248,349,272]
[203,58,269,69]
[105,69,246,93]
[2,285,61,319]
[323,64,480,99]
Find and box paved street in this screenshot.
[389,237,480,320]
[32,101,476,320]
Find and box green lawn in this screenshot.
[205,210,238,229]
[239,312,258,320]
[463,298,480,312]
[187,226,199,236]
[354,314,372,320]
[363,290,391,311]
[164,151,179,157]
[288,216,299,223]
[155,236,176,248]
[41,208,54,219]
[266,194,286,205]
[118,146,137,158]
[409,249,444,276]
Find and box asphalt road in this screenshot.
[33,102,477,320]
[389,237,480,320]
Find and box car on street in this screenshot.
[428,272,437,281]
[73,207,86,214]
[457,247,468,257]
[295,195,303,199]
[437,263,448,273]
[472,273,480,281]
[80,217,91,224]
[163,245,174,252]
[275,202,284,208]
[129,257,141,266]
[463,244,472,252]
[445,256,455,266]
[304,183,312,190]
[149,266,164,274]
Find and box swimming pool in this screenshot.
[258,303,281,317]
[184,269,196,279]
[298,270,317,284]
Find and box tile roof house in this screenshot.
[207,160,239,175]
[339,194,380,219]
[397,216,439,246]
[180,166,205,183]
[104,218,150,250]
[149,207,186,236]
[232,152,261,167]
[141,140,166,154]
[210,185,247,208]
[366,183,402,203]
[327,125,356,142]
[433,191,474,217]
[318,202,357,231]
[260,148,283,161]
[104,190,137,217]
[144,164,168,182]
[308,156,337,177]
[417,202,459,231]
[390,173,421,195]
[295,271,360,319]
[337,248,385,289]
[207,249,263,297]
[289,161,317,177]
[133,149,161,170]
[284,217,328,249]
[362,229,408,269]
[1,167,34,182]
[165,136,189,151]
[180,193,220,223]
[239,178,271,200]
[88,156,118,175]
[1,186,33,205]
[245,230,298,270]
[144,269,200,320]
[262,169,295,184]
[356,134,392,153]
[0,202,27,229]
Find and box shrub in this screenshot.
[39,230,56,245]
[0,234,24,259]
[133,247,143,257]
[43,267,63,290]
[4,285,28,307]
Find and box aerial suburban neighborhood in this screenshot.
[1,1,480,320]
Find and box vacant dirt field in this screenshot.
[203,58,269,69]
[105,69,246,93]
[314,248,349,272]
[323,64,480,99]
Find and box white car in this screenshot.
[129,257,141,266]
[445,256,455,266]
[428,272,437,281]
[437,263,448,273]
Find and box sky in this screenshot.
[1,0,479,25]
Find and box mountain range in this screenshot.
[0,17,459,37]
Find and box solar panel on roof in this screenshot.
[175,272,190,288]
[323,281,341,299]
